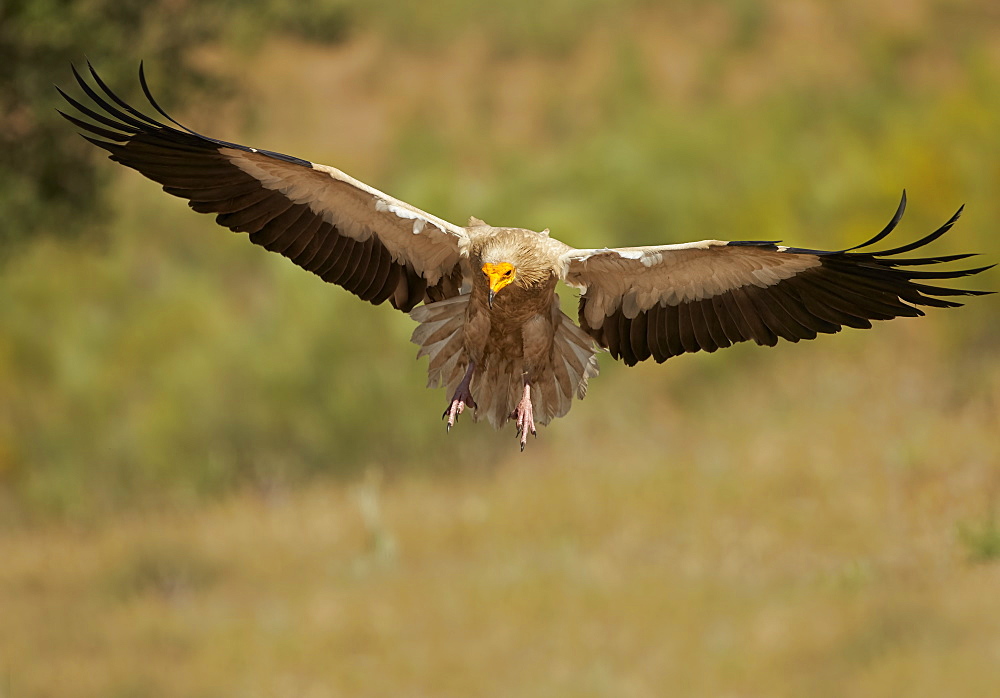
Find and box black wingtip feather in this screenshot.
[71,63,155,133]
[137,61,194,134]
[59,62,314,168]
[56,108,131,142]
[86,60,164,129]
[727,240,782,248]
[844,190,907,252]
[78,134,123,153]
[55,84,138,135]
[888,253,978,267]
[871,204,964,257]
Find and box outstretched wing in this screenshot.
[560,193,992,365]
[58,63,469,311]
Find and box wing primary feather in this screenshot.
[106,150,239,171]
[349,239,383,298]
[909,283,993,297]
[788,280,872,329]
[711,294,743,342]
[795,276,899,322]
[817,265,954,307]
[137,61,202,136]
[398,266,428,312]
[603,311,622,361]
[220,197,294,234]
[887,253,978,266]
[730,288,778,346]
[870,206,964,256]
[345,237,380,290]
[136,62,312,167]
[629,310,651,362]
[335,236,375,287]
[129,168,248,188]
[137,62,252,148]
[743,287,801,342]
[125,139,222,159]
[86,60,167,129]
[164,182,260,202]
[812,274,923,319]
[675,303,701,353]
[288,217,331,266]
[78,135,121,152]
[646,304,667,362]
[281,214,326,259]
[824,256,993,281]
[353,239,389,299]
[843,190,906,251]
[697,299,731,349]
[892,264,993,280]
[117,162,242,178]
[302,223,346,273]
[904,295,963,309]
[259,205,312,253]
[370,256,403,304]
[688,301,720,352]
[319,235,359,283]
[314,233,356,279]
[190,187,275,215]
[63,116,130,144]
[71,64,159,133]
[655,304,676,361]
[55,87,138,135]
[718,293,754,341]
[758,289,817,340]
[618,312,638,366]
[659,303,683,358]
[806,273,921,318]
[767,286,835,335]
[726,240,782,247]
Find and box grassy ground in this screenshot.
[2,331,999,696]
[3,310,999,696]
[3,1,1000,694]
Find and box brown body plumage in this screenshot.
[468,226,594,429]
[59,64,993,449]
[412,224,598,439]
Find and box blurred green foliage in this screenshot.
[1,0,997,523]
[0,0,351,254]
[958,512,1000,563]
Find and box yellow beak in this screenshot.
[482,262,516,308]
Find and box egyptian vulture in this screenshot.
[59,64,992,450]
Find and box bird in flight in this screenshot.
[59,63,992,450]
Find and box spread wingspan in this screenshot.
[560,193,993,365]
[58,62,469,311]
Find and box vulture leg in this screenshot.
[511,380,536,451]
[443,361,477,432]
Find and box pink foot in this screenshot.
[443,362,477,432]
[510,382,536,452]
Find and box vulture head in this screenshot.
[482,262,516,307]
[476,228,555,308]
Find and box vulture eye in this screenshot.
[504,270,512,277]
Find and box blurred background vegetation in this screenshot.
[1,0,999,695]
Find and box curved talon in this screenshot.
[512,382,536,451]
[444,361,477,433]
[444,397,473,432]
